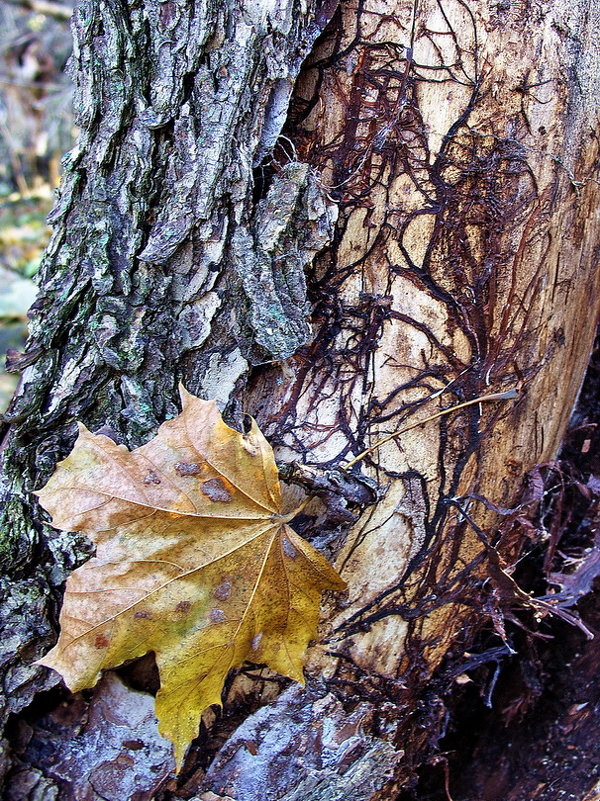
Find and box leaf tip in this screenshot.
[177,382,192,405]
[33,655,72,690]
[332,573,348,592]
[74,421,95,440]
[178,383,220,418]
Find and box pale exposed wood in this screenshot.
[245,0,600,679]
[214,0,600,795]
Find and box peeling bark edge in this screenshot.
[196,685,402,801]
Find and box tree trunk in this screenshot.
[1,0,599,799]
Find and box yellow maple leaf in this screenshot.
[35,386,346,767]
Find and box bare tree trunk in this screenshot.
[1,0,599,798]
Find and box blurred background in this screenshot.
[0,0,73,412]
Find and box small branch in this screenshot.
[342,389,519,470]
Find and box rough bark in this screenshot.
[0,0,599,798]
[0,0,340,729]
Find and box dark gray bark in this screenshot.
[0,0,337,755]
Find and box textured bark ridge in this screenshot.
[1,0,599,797]
[0,0,338,740]
[232,160,338,360]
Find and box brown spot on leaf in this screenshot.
[143,471,161,485]
[175,600,192,614]
[134,610,152,619]
[201,478,232,503]
[94,634,110,649]
[174,461,203,477]
[209,608,226,623]
[214,581,232,601]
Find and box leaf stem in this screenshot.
[342,388,519,470]
[277,494,313,524]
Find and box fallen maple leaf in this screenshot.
[35,386,346,767]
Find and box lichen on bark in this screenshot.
[232,160,338,361]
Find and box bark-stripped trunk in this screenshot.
[1,0,599,798]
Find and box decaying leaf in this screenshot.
[35,386,346,767]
